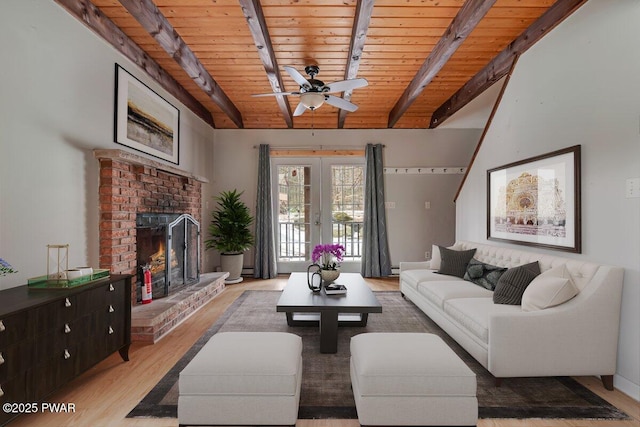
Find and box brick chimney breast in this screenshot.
[95,150,208,305]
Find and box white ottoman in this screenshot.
[178,332,302,426]
[350,333,477,426]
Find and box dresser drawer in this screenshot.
[0,338,35,382]
[0,311,31,347]
[0,371,27,404]
[82,308,125,361]
[103,314,126,356]
[0,372,27,425]
[75,287,110,317]
[25,342,81,401]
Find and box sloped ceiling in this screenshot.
[56,0,588,129]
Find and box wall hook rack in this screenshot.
[383,167,466,175]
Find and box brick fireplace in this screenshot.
[95,149,226,343]
[95,149,203,288]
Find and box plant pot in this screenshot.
[221,253,244,284]
[320,268,340,285]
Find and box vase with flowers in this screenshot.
[311,243,345,286]
[0,258,18,277]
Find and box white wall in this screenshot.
[456,0,640,399]
[0,0,214,289]
[208,129,480,271]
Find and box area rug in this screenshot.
[128,290,628,420]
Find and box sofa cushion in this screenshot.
[521,264,579,311]
[493,261,540,305]
[444,298,521,343]
[418,281,493,310]
[463,258,507,291]
[402,269,461,290]
[437,246,477,278]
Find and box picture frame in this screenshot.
[114,64,180,164]
[487,145,581,253]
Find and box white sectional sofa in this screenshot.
[400,241,624,390]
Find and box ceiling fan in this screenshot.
[252,65,368,116]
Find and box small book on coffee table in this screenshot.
[324,283,347,295]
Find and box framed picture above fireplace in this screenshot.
[114,64,180,164]
[487,145,581,253]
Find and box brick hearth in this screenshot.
[131,272,227,343]
[94,149,218,342]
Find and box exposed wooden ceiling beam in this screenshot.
[387,0,496,129]
[454,56,518,203]
[239,0,292,128]
[430,0,589,129]
[117,0,243,129]
[338,0,375,129]
[54,0,215,129]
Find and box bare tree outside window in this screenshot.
[276,163,364,263]
[331,165,364,260]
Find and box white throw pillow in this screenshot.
[429,244,441,270]
[521,264,579,311]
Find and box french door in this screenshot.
[272,157,365,273]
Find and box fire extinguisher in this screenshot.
[142,265,153,304]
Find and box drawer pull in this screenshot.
[63,349,71,360]
[108,326,114,335]
[109,284,115,292]
[0,352,4,365]
[65,298,72,308]
[0,320,5,332]
[0,385,4,398]
[108,305,115,313]
[64,324,71,334]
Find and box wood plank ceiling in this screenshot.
[58,0,588,130]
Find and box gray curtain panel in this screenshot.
[361,143,392,277]
[254,144,277,278]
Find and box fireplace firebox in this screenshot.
[136,213,200,302]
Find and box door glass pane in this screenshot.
[277,166,311,261]
[331,165,364,260]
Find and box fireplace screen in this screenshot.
[136,213,200,301]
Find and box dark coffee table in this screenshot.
[276,272,382,353]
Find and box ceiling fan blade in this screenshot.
[324,95,358,112]
[251,91,298,97]
[284,66,310,88]
[324,78,368,93]
[293,102,307,116]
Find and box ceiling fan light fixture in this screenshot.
[300,92,325,110]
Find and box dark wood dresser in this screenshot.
[0,274,132,426]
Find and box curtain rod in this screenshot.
[252,144,385,149]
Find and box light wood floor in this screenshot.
[10,276,639,427]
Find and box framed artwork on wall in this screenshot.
[114,64,180,164]
[487,145,581,253]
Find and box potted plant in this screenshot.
[311,243,345,284]
[205,189,254,284]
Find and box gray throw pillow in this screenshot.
[437,246,477,278]
[493,261,541,305]
[463,258,507,291]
